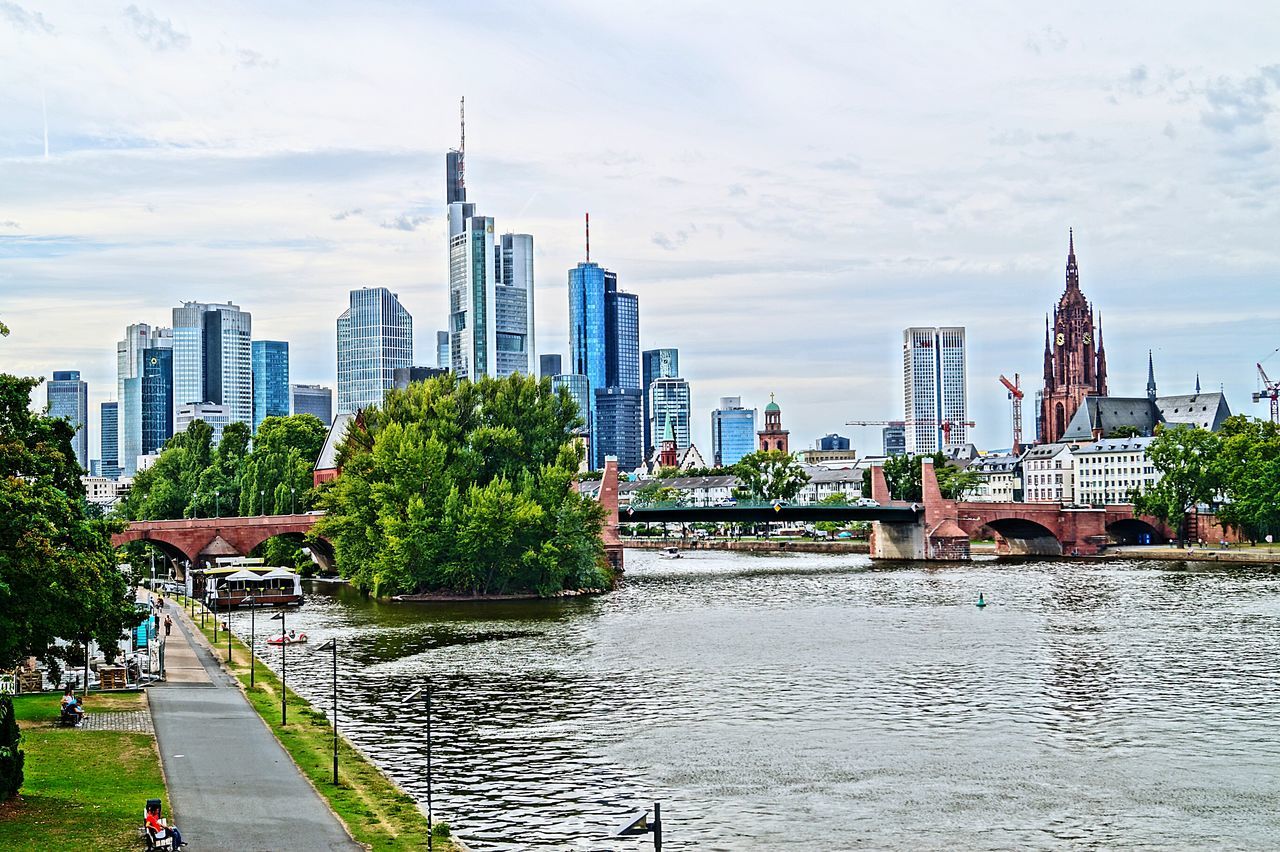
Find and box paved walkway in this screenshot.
[79,709,154,733]
[149,600,359,852]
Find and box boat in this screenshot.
[203,559,305,609]
[659,547,683,559]
[267,631,309,646]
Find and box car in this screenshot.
[855,497,880,508]
[715,498,737,507]
[836,531,854,539]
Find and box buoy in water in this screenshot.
[976,593,987,608]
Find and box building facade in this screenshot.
[437,330,450,371]
[642,348,679,453]
[141,347,174,456]
[392,366,448,390]
[252,340,290,432]
[966,453,1020,502]
[882,424,907,457]
[1073,437,1159,506]
[711,397,756,467]
[172,301,253,430]
[818,433,850,451]
[47,370,88,468]
[647,376,691,454]
[903,326,968,454]
[291,384,333,426]
[117,323,173,477]
[757,394,789,453]
[552,373,591,436]
[1022,442,1077,503]
[337,287,413,414]
[100,401,120,479]
[540,353,562,379]
[176,402,230,445]
[592,386,644,471]
[1041,230,1107,443]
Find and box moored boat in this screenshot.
[203,559,305,609]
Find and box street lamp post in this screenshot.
[226,595,234,663]
[260,489,266,516]
[317,639,338,785]
[215,490,221,518]
[271,610,287,725]
[291,487,297,515]
[407,682,434,849]
[243,597,256,687]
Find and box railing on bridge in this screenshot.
[624,500,922,523]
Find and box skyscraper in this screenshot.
[436,330,450,370]
[252,340,290,432]
[569,256,641,468]
[172,301,253,430]
[540,354,562,379]
[47,370,88,468]
[903,326,968,454]
[337,287,413,414]
[141,347,174,455]
[593,386,644,471]
[291,384,333,426]
[711,397,756,468]
[118,323,172,476]
[647,377,691,453]
[100,401,120,479]
[1040,231,1107,443]
[642,348,679,453]
[882,424,906,457]
[552,374,591,433]
[444,106,535,379]
[176,402,229,445]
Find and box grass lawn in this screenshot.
[0,691,166,852]
[181,596,454,851]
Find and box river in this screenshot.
[235,550,1280,850]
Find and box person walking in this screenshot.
[164,615,173,638]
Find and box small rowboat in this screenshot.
[267,632,309,646]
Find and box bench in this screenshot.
[142,798,175,850]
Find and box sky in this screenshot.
[2,1,1279,460]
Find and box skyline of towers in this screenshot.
[337,287,413,415]
[902,326,969,455]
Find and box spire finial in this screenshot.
[1196,374,1202,394]
[1065,228,1080,290]
[1147,350,1157,402]
[458,96,465,190]
[1069,227,1074,256]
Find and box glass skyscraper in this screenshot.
[552,373,590,434]
[118,323,172,476]
[100,401,120,479]
[252,340,291,432]
[711,396,757,467]
[569,261,641,469]
[141,347,174,455]
[172,301,253,431]
[337,287,413,414]
[642,348,679,453]
[593,386,644,471]
[47,370,88,469]
[647,377,691,454]
[903,327,968,454]
[436,330,450,370]
[291,384,333,426]
[540,354,562,379]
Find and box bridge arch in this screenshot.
[1106,518,1163,546]
[982,517,1063,557]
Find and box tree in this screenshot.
[733,450,811,501]
[315,373,611,597]
[1132,424,1222,542]
[867,453,976,501]
[816,492,849,533]
[1106,425,1142,439]
[0,373,137,673]
[1210,416,1280,542]
[238,415,327,516]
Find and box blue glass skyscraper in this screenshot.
[141,348,173,455]
[337,287,413,414]
[47,370,88,469]
[252,340,290,432]
[711,397,757,467]
[569,258,640,469]
[100,401,120,479]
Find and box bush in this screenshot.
[0,697,24,800]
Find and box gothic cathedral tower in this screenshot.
[1040,230,1107,443]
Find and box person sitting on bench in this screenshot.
[146,801,186,848]
[60,686,84,725]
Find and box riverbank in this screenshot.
[1103,545,1280,564]
[625,537,870,554]
[178,596,459,851]
[0,691,166,851]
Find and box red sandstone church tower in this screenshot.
[1040,230,1108,443]
[757,393,789,453]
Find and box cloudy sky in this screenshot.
[3,1,1279,458]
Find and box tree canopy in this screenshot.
[732,450,811,501]
[863,453,978,501]
[315,373,609,598]
[0,373,136,671]
[1131,424,1221,541]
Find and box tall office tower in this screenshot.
[251,340,290,432]
[569,256,641,468]
[882,424,907,457]
[444,106,536,379]
[642,348,679,453]
[47,370,88,468]
[100,401,120,479]
[711,396,756,467]
[552,373,591,432]
[176,402,229,445]
[172,301,253,430]
[593,386,644,471]
[337,287,413,414]
[291,384,333,426]
[141,347,174,455]
[117,323,173,476]
[436,331,450,370]
[648,377,691,454]
[540,354,562,379]
[903,326,968,454]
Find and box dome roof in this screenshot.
[765,392,780,413]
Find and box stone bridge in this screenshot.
[111,514,332,572]
[868,459,1172,560]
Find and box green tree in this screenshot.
[1210,416,1280,542]
[1132,424,1221,542]
[238,415,327,516]
[866,453,976,501]
[816,492,849,533]
[733,450,811,501]
[0,373,137,673]
[315,373,610,597]
[1106,425,1142,439]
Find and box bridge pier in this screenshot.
[869,460,971,562]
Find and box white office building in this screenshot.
[1073,436,1159,506]
[172,301,253,429]
[1022,442,1077,503]
[902,326,968,454]
[337,287,413,414]
[176,402,232,445]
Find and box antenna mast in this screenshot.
[458,96,465,190]
[585,212,590,263]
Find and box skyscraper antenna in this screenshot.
[458,96,465,189]
[585,212,590,263]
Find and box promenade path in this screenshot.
[148,599,359,852]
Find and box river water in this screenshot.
[237,550,1280,850]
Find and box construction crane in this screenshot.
[1253,362,1280,423]
[845,418,977,447]
[999,373,1024,454]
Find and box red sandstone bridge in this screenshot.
[114,458,1169,567]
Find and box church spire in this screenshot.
[1065,228,1080,291]
[1196,373,1202,394]
[1147,350,1157,402]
